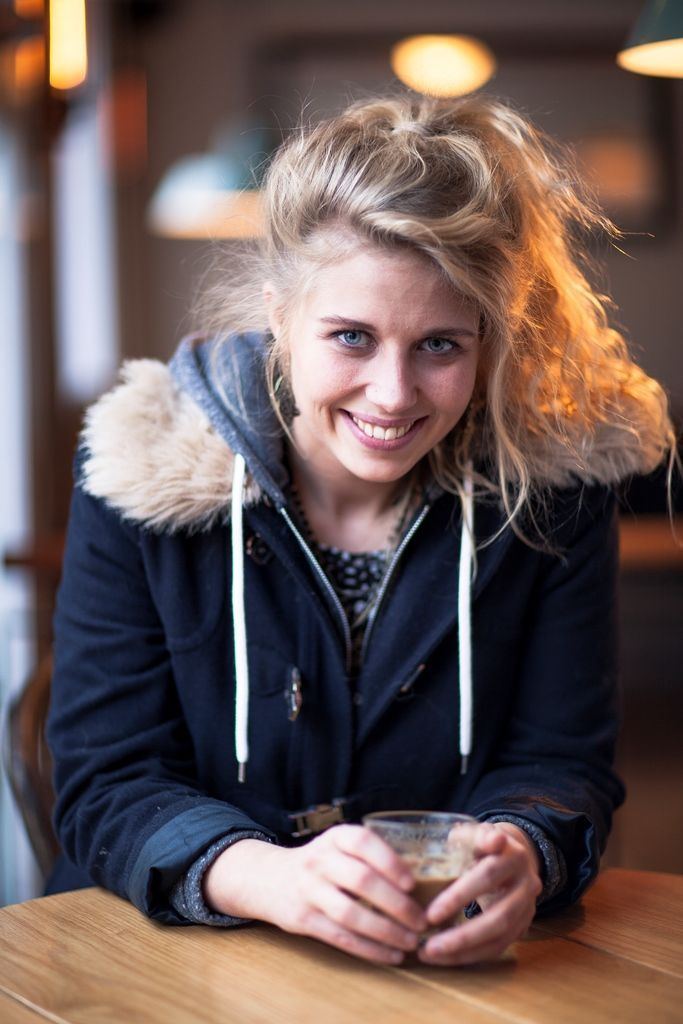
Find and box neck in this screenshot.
[285,443,417,552]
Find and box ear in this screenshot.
[262,281,283,339]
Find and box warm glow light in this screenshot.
[15,35,45,93]
[49,0,87,90]
[0,35,44,103]
[617,0,683,79]
[391,35,495,97]
[14,0,45,17]
[0,49,13,98]
[617,38,683,77]
[575,135,660,210]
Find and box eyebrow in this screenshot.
[318,316,477,338]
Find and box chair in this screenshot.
[2,653,60,878]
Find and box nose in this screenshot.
[365,350,417,413]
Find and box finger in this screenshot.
[330,825,416,892]
[420,905,532,966]
[427,852,521,925]
[473,823,509,856]
[427,823,538,923]
[314,880,420,953]
[418,932,516,966]
[304,907,407,965]
[422,893,534,961]
[318,850,426,932]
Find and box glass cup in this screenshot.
[362,810,478,932]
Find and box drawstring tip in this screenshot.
[237,762,247,784]
[460,755,469,775]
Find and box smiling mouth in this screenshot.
[350,414,417,441]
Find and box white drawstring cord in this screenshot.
[457,465,475,774]
[231,453,249,783]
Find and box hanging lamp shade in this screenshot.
[147,125,271,240]
[617,0,683,78]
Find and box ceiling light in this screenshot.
[49,0,87,90]
[617,0,683,78]
[391,35,495,97]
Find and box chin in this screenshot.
[343,457,420,484]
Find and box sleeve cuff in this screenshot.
[169,830,275,927]
[481,814,568,905]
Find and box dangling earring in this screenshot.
[274,371,300,423]
[457,395,481,467]
[461,399,477,449]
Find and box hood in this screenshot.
[80,334,287,533]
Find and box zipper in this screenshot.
[359,502,432,666]
[279,507,354,674]
[279,499,432,676]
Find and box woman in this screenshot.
[47,94,674,967]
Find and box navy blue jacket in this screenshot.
[47,335,625,922]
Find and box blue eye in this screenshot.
[337,330,369,348]
[421,337,456,354]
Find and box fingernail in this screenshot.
[390,951,404,964]
[400,874,414,891]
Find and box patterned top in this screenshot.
[287,482,407,675]
[315,543,387,623]
[315,543,388,674]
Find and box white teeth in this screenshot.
[351,415,414,441]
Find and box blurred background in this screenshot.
[0,0,681,906]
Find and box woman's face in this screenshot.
[266,244,479,491]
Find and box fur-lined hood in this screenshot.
[80,335,288,533]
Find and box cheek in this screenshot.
[290,350,360,408]
[430,365,477,415]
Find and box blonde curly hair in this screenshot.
[198,93,676,533]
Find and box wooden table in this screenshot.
[0,869,681,1023]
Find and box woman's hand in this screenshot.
[417,822,543,966]
[203,826,427,965]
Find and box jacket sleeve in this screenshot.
[47,473,276,924]
[464,485,625,913]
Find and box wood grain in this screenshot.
[0,989,59,1024]
[0,889,506,1024]
[0,870,682,1024]
[533,869,683,976]
[402,928,683,1024]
